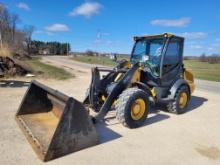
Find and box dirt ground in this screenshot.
[0,56,220,165]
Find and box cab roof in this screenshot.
[133,33,184,41]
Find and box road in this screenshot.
[0,55,220,165]
[43,55,220,94]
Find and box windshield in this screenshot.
[131,38,165,76]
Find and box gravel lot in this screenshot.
[0,56,220,165]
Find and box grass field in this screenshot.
[184,60,220,82]
[71,55,117,66]
[71,55,220,82]
[27,57,73,80]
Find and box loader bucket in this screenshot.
[15,80,98,161]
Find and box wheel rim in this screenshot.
[179,92,187,109]
[131,98,146,120]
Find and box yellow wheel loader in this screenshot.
[15,33,195,161]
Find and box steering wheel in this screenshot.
[151,55,160,65]
[144,61,159,77]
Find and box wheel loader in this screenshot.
[15,33,195,161]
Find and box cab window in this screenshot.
[162,38,181,74]
[164,38,180,65]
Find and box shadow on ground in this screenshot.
[95,124,122,143]
[55,95,208,160]
[94,113,170,144]
[0,80,30,88]
[186,96,208,112]
[143,113,170,126]
[71,96,208,160]
[155,95,208,114]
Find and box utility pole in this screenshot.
[95,30,102,56]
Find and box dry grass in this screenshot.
[26,57,73,80]
[0,46,11,57]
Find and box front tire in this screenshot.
[115,88,150,128]
[167,85,190,114]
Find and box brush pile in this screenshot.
[0,56,32,77]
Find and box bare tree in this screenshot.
[0,3,36,56]
[0,3,19,48]
[0,29,2,49]
[0,4,4,48]
[11,14,20,44]
[199,53,206,62]
[23,25,35,55]
[13,30,26,54]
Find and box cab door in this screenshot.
[161,37,184,87]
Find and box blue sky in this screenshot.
[2,0,220,55]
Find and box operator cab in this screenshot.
[131,36,163,77]
[131,33,184,87]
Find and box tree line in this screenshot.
[30,41,70,55]
[0,3,70,56]
[199,53,220,64]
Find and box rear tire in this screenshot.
[167,85,190,114]
[115,88,150,128]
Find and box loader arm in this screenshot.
[94,62,141,121]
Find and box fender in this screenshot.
[169,78,190,99]
[132,81,152,96]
